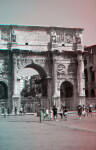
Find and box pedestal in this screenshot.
[12,95,20,114]
[77,96,86,106]
[52,96,61,111]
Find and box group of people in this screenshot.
[43,106,58,121]
[77,104,92,119]
[43,105,68,121]
[14,106,23,115]
[43,103,93,121]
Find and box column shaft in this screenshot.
[77,54,85,96]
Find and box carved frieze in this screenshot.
[51,30,74,44]
[51,31,56,43]
[1,26,10,41]
[65,32,73,43]
[56,33,64,43]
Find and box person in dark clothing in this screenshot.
[77,104,82,119]
[63,106,68,121]
[14,106,17,115]
[88,105,92,117]
[53,105,58,121]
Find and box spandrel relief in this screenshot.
[68,64,77,74]
[0,61,11,76]
[17,59,33,69]
[57,64,67,78]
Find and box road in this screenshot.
[0,113,96,150]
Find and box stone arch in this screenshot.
[26,63,47,79]
[60,81,73,98]
[0,81,8,99]
[60,81,74,110]
[0,81,8,110]
[91,89,95,97]
[24,63,48,97]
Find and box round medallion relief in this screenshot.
[57,64,66,73]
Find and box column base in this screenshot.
[52,96,61,111]
[77,96,86,106]
[12,95,20,114]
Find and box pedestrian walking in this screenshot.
[77,104,82,119]
[20,107,23,114]
[88,105,92,117]
[50,107,53,120]
[63,106,68,121]
[82,105,86,117]
[14,106,17,115]
[53,105,58,121]
[85,105,89,116]
[59,108,63,119]
[4,108,7,117]
[45,108,49,120]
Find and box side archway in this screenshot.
[60,81,74,110]
[60,81,73,98]
[0,81,8,112]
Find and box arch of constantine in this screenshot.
[0,24,85,113]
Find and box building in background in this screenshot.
[84,45,96,108]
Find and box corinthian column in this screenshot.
[13,57,18,95]
[77,54,85,96]
[53,59,58,97]
[52,58,60,109]
[12,54,20,114]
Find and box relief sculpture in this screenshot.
[57,64,67,78]
[35,59,45,64]
[68,64,77,75]
[65,32,73,43]
[17,59,33,69]
[51,31,56,43]
[1,26,10,41]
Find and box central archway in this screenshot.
[19,63,48,113]
[60,81,74,110]
[26,63,47,97]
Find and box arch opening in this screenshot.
[25,63,47,97]
[19,63,48,113]
[60,81,73,98]
[60,81,74,110]
[0,81,8,113]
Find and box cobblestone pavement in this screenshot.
[0,113,96,150]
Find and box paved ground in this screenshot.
[0,113,96,150]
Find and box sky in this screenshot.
[0,0,96,46]
[0,0,96,75]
